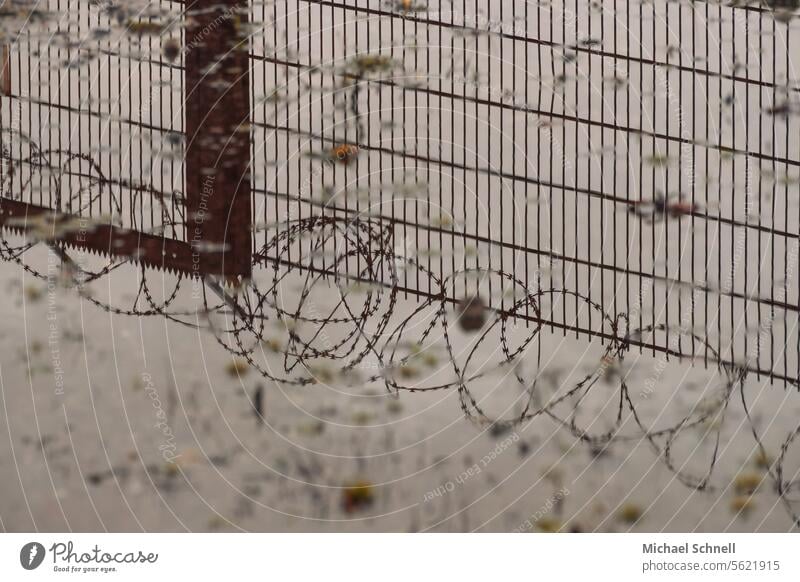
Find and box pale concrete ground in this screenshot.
[0,250,798,533]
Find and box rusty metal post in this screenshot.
[184,0,251,282]
[0,45,10,96]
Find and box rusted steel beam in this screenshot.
[184,0,252,282]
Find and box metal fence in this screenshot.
[2,0,799,383]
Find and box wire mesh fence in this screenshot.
[1,0,799,384]
[1,0,185,235]
[255,0,800,385]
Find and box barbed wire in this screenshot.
[4,205,799,525]
[1,0,799,529]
